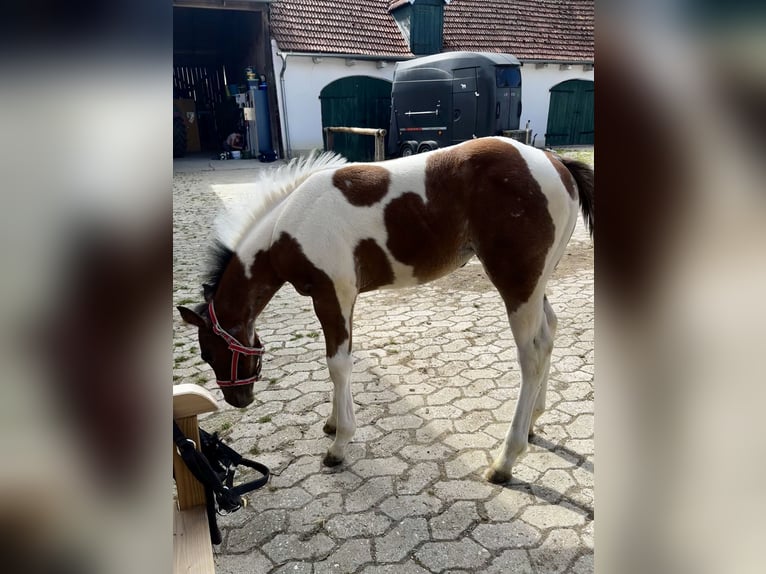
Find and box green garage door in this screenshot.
[546,79,594,146]
[320,76,392,162]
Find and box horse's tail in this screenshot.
[561,158,594,238]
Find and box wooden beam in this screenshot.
[173,505,216,574]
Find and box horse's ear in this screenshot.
[177,305,206,328]
[202,283,215,302]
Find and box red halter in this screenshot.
[208,302,264,387]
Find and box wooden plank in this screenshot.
[173,505,216,574]
[173,415,208,510]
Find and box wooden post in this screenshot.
[173,384,219,574]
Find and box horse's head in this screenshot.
[177,296,263,408]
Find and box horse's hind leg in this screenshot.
[486,293,554,484]
[529,295,558,438]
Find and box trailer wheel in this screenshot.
[417,141,438,154]
[400,142,417,157]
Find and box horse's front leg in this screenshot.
[312,285,357,467]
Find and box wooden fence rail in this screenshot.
[323,126,388,162]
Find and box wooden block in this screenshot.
[173,384,218,420]
[173,505,216,574]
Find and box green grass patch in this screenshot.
[219,422,231,432]
[248,445,260,456]
[177,297,196,305]
[257,416,272,424]
[307,331,320,339]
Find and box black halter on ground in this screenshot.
[208,301,264,387]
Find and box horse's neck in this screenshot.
[236,199,285,271]
[222,206,286,319]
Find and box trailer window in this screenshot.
[496,67,521,88]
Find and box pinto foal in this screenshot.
[179,136,593,483]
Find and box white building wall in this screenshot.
[272,40,396,158]
[519,63,594,148]
[272,39,594,156]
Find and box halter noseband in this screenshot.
[208,302,264,387]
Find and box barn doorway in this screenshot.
[173,3,280,155]
[320,76,392,162]
[545,79,594,146]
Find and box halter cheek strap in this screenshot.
[208,302,264,387]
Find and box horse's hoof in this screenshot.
[322,422,337,435]
[485,467,512,485]
[322,452,344,467]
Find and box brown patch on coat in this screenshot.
[333,165,391,206]
[270,232,349,357]
[385,138,555,313]
[354,238,395,292]
[545,151,577,199]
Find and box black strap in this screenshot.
[173,422,270,542]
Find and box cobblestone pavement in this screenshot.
[173,155,594,574]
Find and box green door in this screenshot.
[320,76,392,161]
[545,80,594,146]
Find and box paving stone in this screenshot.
[445,450,491,479]
[324,511,391,539]
[429,501,479,540]
[369,430,411,457]
[272,562,312,574]
[452,411,494,433]
[521,451,575,473]
[214,549,273,574]
[261,533,335,563]
[528,528,581,574]
[486,549,534,574]
[351,457,408,478]
[288,493,343,533]
[484,488,536,521]
[300,470,363,496]
[426,387,461,405]
[399,443,454,461]
[415,419,454,442]
[521,503,586,529]
[571,553,594,574]
[359,562,430,574]
[379,493,442,520]
[226,509,288,552]
[395,461,440,495]
[433,480,494,501]
[443,431,498,451]
[315,539,372,574]
[345,476,395,512]
[256,486,314,511]
[271,456,322,488]
[375,517,429,562]
[415,539,492,571]
[567,414,594,439]
[472,520,542,549]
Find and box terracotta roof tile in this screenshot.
[271,0,594,62]
[271,0,411,57]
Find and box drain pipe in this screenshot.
[277,51,292,159]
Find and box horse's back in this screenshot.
[271,137,578,298]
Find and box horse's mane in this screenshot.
[214,150,348,250]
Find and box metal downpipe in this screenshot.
[278,52,292,159]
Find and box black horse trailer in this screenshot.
[388,51,524,157]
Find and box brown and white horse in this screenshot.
[178,136,593,483]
